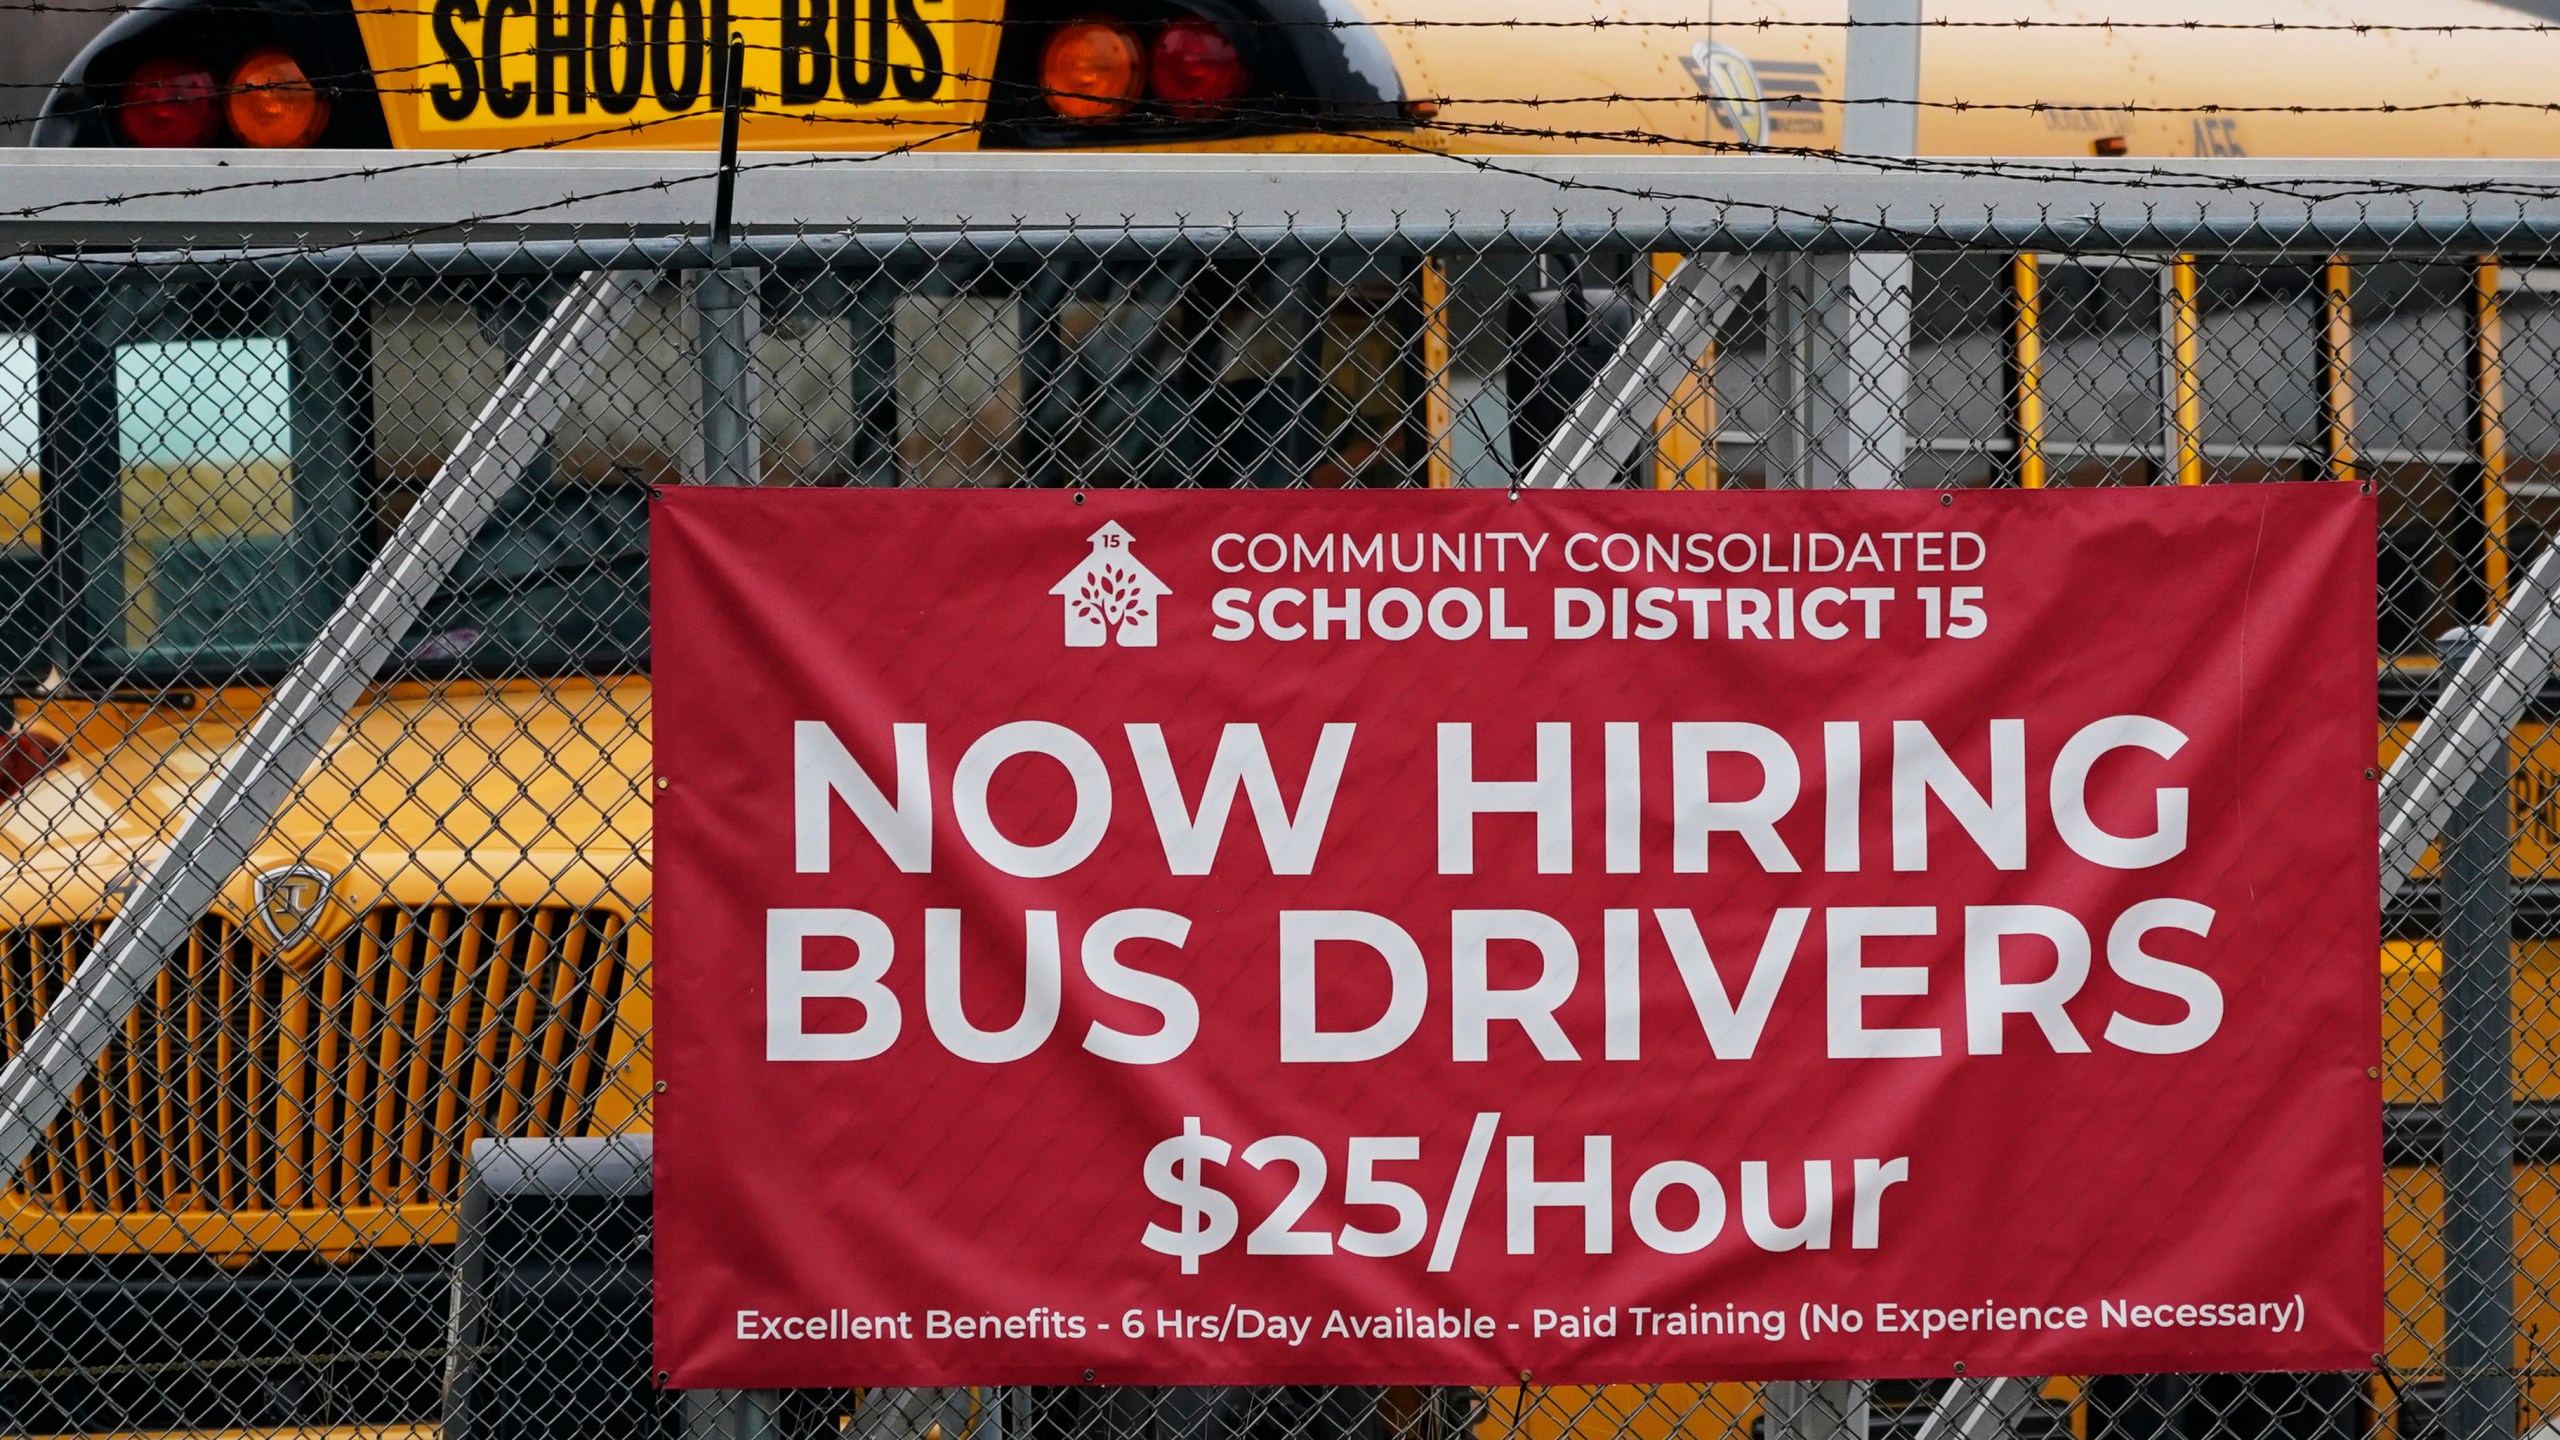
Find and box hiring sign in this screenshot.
[651,485,2380,1387]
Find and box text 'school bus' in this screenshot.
[6,0,2560,1435]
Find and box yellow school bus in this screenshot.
[8,0,2560,1434]
[26,0,2560,160]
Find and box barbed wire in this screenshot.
[22,111,2560,284]
[21,124,2560,255]
[39,75,2560,120]
[22,33,2560,134]
[16,47,2560,263]
[0,107,704,221]
[7,1,2560,29]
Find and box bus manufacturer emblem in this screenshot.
[250,864,338,955]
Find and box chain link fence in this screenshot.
[0,154,2547,1439]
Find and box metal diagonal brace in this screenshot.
[2379,537,2560,904]
[0,267,649,1186]
[1910,1377,2037,1440]
[1519,253,1752,490]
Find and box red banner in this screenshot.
[651,485,2380,1387]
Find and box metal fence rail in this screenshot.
[0,155,2549,1440]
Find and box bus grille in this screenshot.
[0,904,630,1215]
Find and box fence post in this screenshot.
[697,29,761,489]
[1799,0,1920,489]
[698,266,763,486]
[2439,627,2519,1440]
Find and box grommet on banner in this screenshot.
[1940,492,1954,507]
[656,776,670,789]
[1953,1361,1967,1375]
[655,1080,669,1093]
[1073,491,1087,506]
[654,1371,669,1387]
[1519,1369,1533,1383]
[2365,767,2379,780]
[2368,1067,2381,1079]
[1083,1369,1097,1383]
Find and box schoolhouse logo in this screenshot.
[1051,521,1171,648]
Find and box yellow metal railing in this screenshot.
[2168,254,2207,486]
[2475,257,2513,608]
[2010,253,2048,489]
[2319,256,2360,488]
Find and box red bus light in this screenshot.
[117,57,221,147]
[1149,18,1246,120]
[0,729,61,805]
[1041,19,1146,121]
[226,50,330,149]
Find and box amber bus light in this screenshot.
[1148,19,1246,120]
[1041,19,1145,121]
[226,50,329,148]
[117,57,220,146]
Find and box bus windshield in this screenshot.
[1,334,40,684]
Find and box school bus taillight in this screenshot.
[1149,18,1247,120]
[116,56,219,146]
[0,730,61,806]
[1041,18,1146,121]
[226,49,330,148]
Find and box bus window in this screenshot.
[1664,263,1773,490]
[1503,255,1638,484]
[1213,274,1320,485]
[1904,254,2008,489]
[0,334,39,678]
[640,260,1414,492]
[1318,275,1422,488]
[2194,260,2323,485]
[1021,257,1412,489]
[112,336,300,661]
[1681,256,2007,489]
[897,293,1024,488]
[2032,257,2171,486]
[373,281,669,672]
[2346,261,2486,655]
[757,287,863,488]
[2494,266,2560,640]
